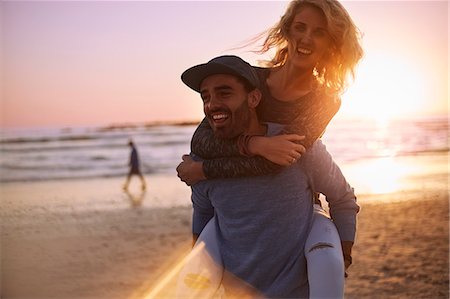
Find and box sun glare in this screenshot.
[345,157,415,195]
[341,52,427,122]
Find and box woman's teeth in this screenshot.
[298,48,312,55]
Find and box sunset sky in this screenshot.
[2,1,448,128]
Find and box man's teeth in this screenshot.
[298,48,312,55]
[213,114,228,120]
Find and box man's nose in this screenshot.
[207,96,220,110]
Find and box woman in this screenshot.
[177,0,363,297]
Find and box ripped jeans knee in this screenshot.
[308,242,335,253]
[305,206,345,298]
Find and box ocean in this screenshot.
[0,116,448,183]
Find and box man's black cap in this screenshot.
[181,55,259,92]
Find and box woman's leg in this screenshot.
[176,218,223,298]
[305,204,345,299]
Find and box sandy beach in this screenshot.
[1,155,449,299]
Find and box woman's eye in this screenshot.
[294,24,306,32]
[314,30,327,38]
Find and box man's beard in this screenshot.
[212,99,251,140]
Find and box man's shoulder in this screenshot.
[264,122,284,136]
[301,139,329,169]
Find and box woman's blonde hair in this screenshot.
[258,0,363,95]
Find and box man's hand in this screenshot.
[341,241,353,276]
[176,155,206,186]
[248,134,306,166]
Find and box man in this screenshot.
[179,55,358,298]
[123,139,146,191]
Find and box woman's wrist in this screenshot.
[247,136,265,156]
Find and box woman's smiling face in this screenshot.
[286,4,332,70]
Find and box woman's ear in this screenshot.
[248,88,262,109]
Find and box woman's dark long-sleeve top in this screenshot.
[191,67,341,179]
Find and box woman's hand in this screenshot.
[248,134,306,166]
[176,155,206,186]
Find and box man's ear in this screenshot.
[248,89,262,109]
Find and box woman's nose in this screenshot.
[301,30,313,44]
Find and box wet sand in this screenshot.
[1,172,449,298]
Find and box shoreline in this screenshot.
[2,150,447,198]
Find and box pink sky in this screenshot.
[2,1,448,128]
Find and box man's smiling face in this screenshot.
[200,74,251,139]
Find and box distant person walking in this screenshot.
[123,139,146,191]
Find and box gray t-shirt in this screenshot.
[191,123,358,298]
